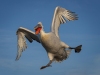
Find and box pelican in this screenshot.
[16,6,82,69]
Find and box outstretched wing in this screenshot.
[16,27,40,60]
[51,6,78,38]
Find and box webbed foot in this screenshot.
[40,65,52,69]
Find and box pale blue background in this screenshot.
[0,0,100,75]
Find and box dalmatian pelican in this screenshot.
[16,6,82,69]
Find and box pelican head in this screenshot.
[34,22,43,34]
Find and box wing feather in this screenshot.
[51,6,78,38]
[16,27,40,60]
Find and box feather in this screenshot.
[51,6,78,38]
[16,27,40,60]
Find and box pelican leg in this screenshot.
[40,60,53,69]
[69,45,82,53]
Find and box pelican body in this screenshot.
[16,6,82,69]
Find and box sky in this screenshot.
[0,0,100,75]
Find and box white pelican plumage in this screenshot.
[16,6,82,69]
